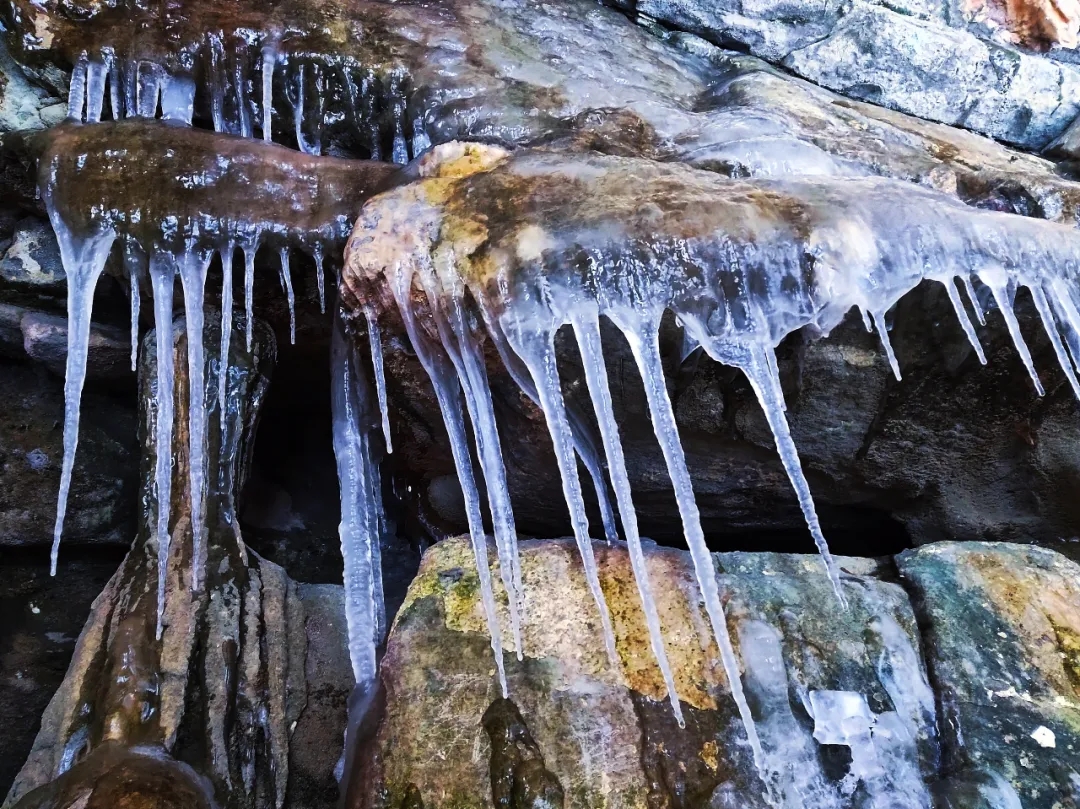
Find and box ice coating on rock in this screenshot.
[332,308,386,683]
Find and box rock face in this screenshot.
[898,542,1080,808]
[353,536,939,808]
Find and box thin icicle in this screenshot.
[945,278,987,365]
[1047,278,1080,372]
[616,312,764,772]
[108,58,122,119]
[179,251,211,590]
[314,244,327,314]
[1028,284,1080,400]
[364,308,393,453]
[395,288,508,695]
[279,247,296,344]
[208,35,226,133]
[85,58,108,123]
[126,246,142,372]
[149,254,175,639]
[738,342,847,606]
[261,44,276,143]
[292,63,319,156]
[858,306,873,333]
[961,275,986,326]
[412,117,431,158]
[219,246,234,419]
[871,310,901,381]
[48,229,114,575]
[234,49,253,140]
[244,243,256,351]
[572,310,684,726]
[68,54,88,121]
[510,326,619,669]
[136,62,162,118]
[982,274,1045,396]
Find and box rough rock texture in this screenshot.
[0,359,135,548]
[0,219,64,295]
[352,536,938,808]
[898,542,1080,808]
[0,40,63,135]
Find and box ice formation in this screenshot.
[38,119,397,636]
[344,143,1080,743]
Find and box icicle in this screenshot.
[234,49,253,140]
[395,287,508,694]
[738,342,847,606]
[1047,278,1080,372]
[428,292,524,661]
[279,247,296,345]
[149,253,175,639]
[85,58,108,123]
[292,63,319,156]
[572,310,684,725]
[858,305,873,333]
[68,54,88,121]
[244,243,256,351]
[1028,284,1080,400]
[314,244,326,314]
[871,310,901,381]
[945,278,987,365]
[332,309,384,683]
[261,44,276,143]
[364,308,393,453]
[219,246,234,418]
[121,61,138,120]
[361,72,381,161]
[126,245,142,372]
[109,58,122,119]
[136,62,162,118]
[615,312,764,771]
[208,35,226,133]
[391,102,408,165]
[411,116,431,158]
[961,275,986,326]
[48,229,114,575]
[179,250,211,591]
[982,273,1045,396]
[510,326,618,667]
[309,63,325,157]
[160,75,196,125]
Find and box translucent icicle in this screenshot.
[364,308,393,453]
[983,275,1045,396]
[962,275,986,326]
[68,55,88,121]
[48,230,114,575]
[244,243,256,351]
[85,58,108,123]
[136,62,161,118]
[314,244,326,314]
[332,309,383,683]
[512,326,618,668]
[1047,278,1080,372]
[858,306,873,333]
[871,310,901,381]
[108,58,122,119]
[572,310,684,725]
[309,63,325,157]
[160,75,196,125]
[411,117,431,158]
[121,61,138,120]
[234,50,253,140]
[945,278,987,365]
[395,290,507,694]
[292,64,318,156]
[739,342,847,605]
[149,254,175,639]
[179,251,211,590]
[208,35,226,133]
[1028,284,1080,400]
[261,44,276,143]
[126,246,142,372]
[279,247,296,345]
[618,313,764,771]
[219,246,234,418]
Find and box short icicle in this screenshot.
[279,247,296,344]
[395,286,508,695]
[510,324,619,669]
[871,310,901,381]
[85,58,108,123]
[572,309,684,725]
[262,44,276,143]
[48,229,115,575]
[982,274,1045,396]
[738,342,847,606]
[126,245,142,372]
[218,246,234,418]
[364,308,393,453]
[68,54,88,121]
[616,311,765,772]
[179,250,211,590]
[945,278,987,365]
[314,244,327,314]
[149,253,176,639]
[1028,284,1080,400]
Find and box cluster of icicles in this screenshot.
[66,42,430,162]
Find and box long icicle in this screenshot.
[572,310,684,724]
[364,308,393,453]
[871,310,901,380]
[315,244,327,314]
[49,230,115,574]
[67,54,88,121]
[149,253,175,639]
[244,242,256,351]
[982,274,1045,395]
[962,275,986,325]
[395,286,508,694]
[1047,278,1080,372]
[511,325,619,669]
[945,278,987,365]
[219,245,234,419]
[179,250,211,590]
[739,342,847,605]
[126,244,142,372]
[1028,284,1080,400]
[262,43,276,143]
[617,312,765,771]
[279,247,296,345]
